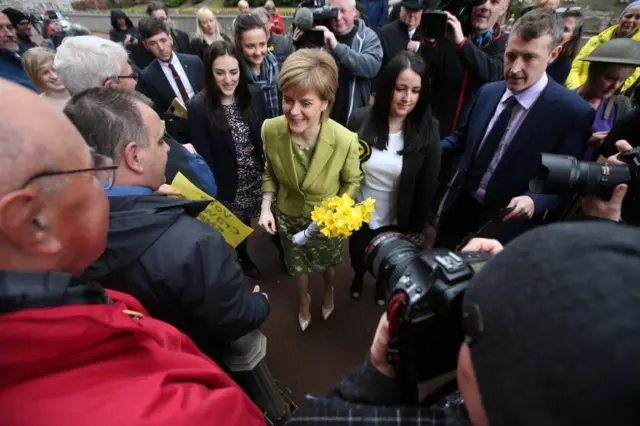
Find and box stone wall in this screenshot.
[0,0,72,13]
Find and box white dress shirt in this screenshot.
[357,131,404,229]
[159,53,195,105]
[475,73,549,201]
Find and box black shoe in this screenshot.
[350,275,364,300]
[238,255,260,279]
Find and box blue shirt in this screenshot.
[105,185,154,197]
[0,49,37,92]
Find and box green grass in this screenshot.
[123,0,295,13]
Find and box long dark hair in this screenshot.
[369,51,433,154]
[233,13,268,56]
[558,8,584,60]
[203,40,256,130]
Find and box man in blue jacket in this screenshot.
[0,12,36,92]
[66,87,270,367]
[435,8,594,249]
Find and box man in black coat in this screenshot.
[420,0,509,199]
[66,87,270,367]
[378,0,437,68]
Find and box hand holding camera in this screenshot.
[444,11,465,45]
[313,25,338,50]
[581,140,633,221]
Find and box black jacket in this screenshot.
[379,20,421,69]
[187,91,266,202]
[190,34,231,59]
[347,106,441,231]
[268,33,294,67]
[81,196,270,364]
[109,9,139,44]
[420,24,508,138]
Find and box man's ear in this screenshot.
[549,44,562,64]
[0,190,61,255]
[122,142,145,175]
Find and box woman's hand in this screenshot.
[259,210,277,235]
[588,131,609,145]
[370,313,396,378]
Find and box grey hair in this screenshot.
[511,7,563,48]
[53,36,129,96]
[63,87,153,162]
[253,7,272,20]
[264,0,275,8]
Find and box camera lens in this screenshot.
[365,232,419,286]
[530,153,632,195]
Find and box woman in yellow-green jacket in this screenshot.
[566,2,640,92]
[258,49,362,332]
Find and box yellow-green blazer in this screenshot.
[261,116,363,217]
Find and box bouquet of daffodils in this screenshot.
[293,194,375,245]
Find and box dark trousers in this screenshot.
[349,223,400,299]
[435,191,538,250]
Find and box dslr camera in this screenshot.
[421,0,488,40]
[365,232,489,384]
[529,147,640,199]
[293,0,339,48]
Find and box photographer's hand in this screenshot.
[315,25,338,50]
[370,313,396,378]
[444,11,465,45]
[581,140,632,222]
[461,238,504,256]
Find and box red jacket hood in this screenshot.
[0,289,266,426]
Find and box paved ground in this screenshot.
[243,226,384,407]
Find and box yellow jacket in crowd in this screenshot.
[566,25,640,92]
[261,116,362,218]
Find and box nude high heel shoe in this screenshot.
[298,293,311,332]
[322,287,334,320]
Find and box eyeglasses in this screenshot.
[556,6,582,14]
[116,72,139,82]
[22,151,117,190]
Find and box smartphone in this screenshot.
[421,11,448,39]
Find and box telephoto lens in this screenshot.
[530,153,633,197]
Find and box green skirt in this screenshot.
[276,210,344,276]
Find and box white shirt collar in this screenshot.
[159,53,178,68]
[501,72,548,110]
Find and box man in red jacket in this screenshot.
[265,1,284,34]
[0,79,266,426]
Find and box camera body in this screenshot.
[420,0,487,39]
[294,0,339,48]
[366,232,489,383]
[529,147,640,199]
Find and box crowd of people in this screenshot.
[1,0,640,424]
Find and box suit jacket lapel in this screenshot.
[498,84,559,167]
[276,124,300,190]
[154,61,176,109]
[470,86,505,156]
[301,123,335,191]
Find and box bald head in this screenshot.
[0,79,109,275]
[0,80,88,195]
[238,0,250,13]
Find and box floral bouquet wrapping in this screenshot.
[292,194,376,245]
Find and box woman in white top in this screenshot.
[346,51,441,305]
[22,47,69,110]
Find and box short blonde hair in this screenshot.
[22,47,56,93]
[195,7,222,42]
[279,49,339,121]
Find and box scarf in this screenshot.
[242,52,281,118]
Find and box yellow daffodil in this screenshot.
[310,196,376,239]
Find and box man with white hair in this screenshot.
[0,12,36,91]
[54,35,217,196]
[312,0,382,125]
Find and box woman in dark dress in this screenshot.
[187,41,266,277]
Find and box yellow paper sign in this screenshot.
[170,172,253,248]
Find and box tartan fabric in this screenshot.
[289,395,468,425]
[243,52,281,118]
